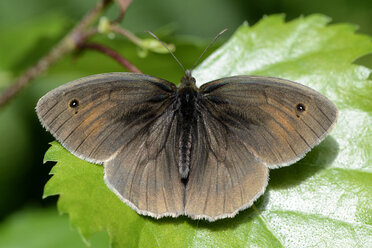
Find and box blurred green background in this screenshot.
[0,0,371,247]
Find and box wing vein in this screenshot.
[63,101,117,145]
[266,102,312,147]
[40,100,59,119]
[258,106,299,156]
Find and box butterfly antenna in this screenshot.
[191,28,228,71]
[146,30,186,73]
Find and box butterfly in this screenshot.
[36,31,337,221]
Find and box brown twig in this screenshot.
[0,0,133,108]
[80,42,141,73]
[110,25,143,46]
[111,0,132,23]
[111,10,126,24]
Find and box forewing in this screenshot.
[199,75,338,168]
[36,72,176,164]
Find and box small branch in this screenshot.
[80,42,141,73]
[111,0,132,23]
[72,0,112,38]
[0,0,115,108]
[110,25,143,46]
[111,10,126,24]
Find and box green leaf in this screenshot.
[43,14,372,247]
[0,208,108,248]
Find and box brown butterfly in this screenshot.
[36,32,337,221]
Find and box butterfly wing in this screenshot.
[185,112,269,220]
[37,72,185,217]
[184,75,337,220]
[199,75,338,168]
[37,72,175,163]
[104,109,185,217]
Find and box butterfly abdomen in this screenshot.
[178,131,192,179]
[177,85,198,180]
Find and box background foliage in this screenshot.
[0,0,371,247]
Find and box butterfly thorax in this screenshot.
[177,71,199,180]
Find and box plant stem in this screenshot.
[110,26,143,46]
[80,42,141,73]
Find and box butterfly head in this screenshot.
[146,29,227,91]
[179,69,197,89]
